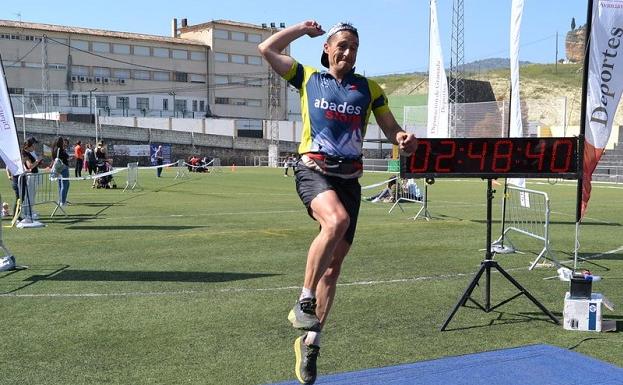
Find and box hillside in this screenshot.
[371,62,593,127]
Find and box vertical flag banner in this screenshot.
[0,58,24,176]
[583,0,623,216]
[508,0,526,189]
[427,0,449,138]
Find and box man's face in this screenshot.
[324,31,359,73]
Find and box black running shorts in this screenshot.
[294,164,361,244]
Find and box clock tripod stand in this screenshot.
[439,179,560,331]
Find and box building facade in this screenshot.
[0,18,289,124]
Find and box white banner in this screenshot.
[427,0,449,138]
[583,0,623,216]
[0,61,24,176]
[113,144,151,157]
[508,0,526,188]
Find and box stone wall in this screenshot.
[4,119,387,168]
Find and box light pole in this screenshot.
[169,91,176,117]
[89,87,97,116]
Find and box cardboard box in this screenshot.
[563,292,615,332]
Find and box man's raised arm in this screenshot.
[258,20,325,76]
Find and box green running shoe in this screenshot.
[294,334,320,384]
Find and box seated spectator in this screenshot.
[365,177,397,203]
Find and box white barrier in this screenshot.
[124,162,141,191]
[494,185,560,270]
[389,178,430,221]
[21,172,66,222]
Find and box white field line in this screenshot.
[0,265,540,299]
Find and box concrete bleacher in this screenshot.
[594,126,623,182]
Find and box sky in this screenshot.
[0,0,590,76]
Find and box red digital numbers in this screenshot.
[467,141,487,171]
[550,139,573,172]
[410,140,430,172]
[491,140,513,172]
[403,137,576,177]
[435,140,456,172]
[525,140,546,171]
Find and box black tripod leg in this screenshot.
[494,264,560,325]
[440,263,487,331]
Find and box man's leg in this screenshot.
[315,239,350,327]
[304,190,350,296]
[289,190,349,331]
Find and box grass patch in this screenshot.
[0,168,621,385]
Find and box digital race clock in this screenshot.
[401,137,579,179]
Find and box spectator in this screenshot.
[20,136,42,221]
[52,136,71,207]
[93,141,109,188]
[365,177,397,203]
[6,168,20,219]
[155,145,164,177]
[74,140,84,178]
[85,143,97,176]
[283,154,297,177]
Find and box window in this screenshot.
[8,88,24,95]
[214,75,228,85]
[30,93,43,106]
[172,49,187,59]
[192,100,198,112]
[199,100,205,112]
[174,72,188,82]
[247,77,262,87]
[247,33,261,43]
[214,29,229,39]
[190,51,205,61]
[134,46,150,56]
[113,44,130,54]
[113,69,130,79]
[162,99,169,111]
[231,54,245,64]
[96,95,109,108]
[133,70,150,80]
[93,67,110,77]
[215,97,229,105]
[81,95,89,107]
[71,66,88,76]
[235,119,262,130]
[231,98,246,106]
[153,47,169,58]
[116,97,130,109]
[247,55,262,65]
[137,97,149,110]
[51,38,67,45]
[92,42,110,53]
[174,99,187,112]
[190,74,206,83]
[51,94,59,107]
[231,31,245,41]
[153,71,170,81]
[70,94,79,107]
[70,40,88,50]
[24,62,43,68]
[247,99,262,107]
[229,76,244,85]
[214,52,228,62]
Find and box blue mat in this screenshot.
[268,344,623,385]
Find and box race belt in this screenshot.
[301,153,363,179]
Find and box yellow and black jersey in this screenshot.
[283,60,389,159]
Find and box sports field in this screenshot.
[0,167,621,385]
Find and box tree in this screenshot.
[571,17,576,30]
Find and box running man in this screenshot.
[259,20,417,384]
